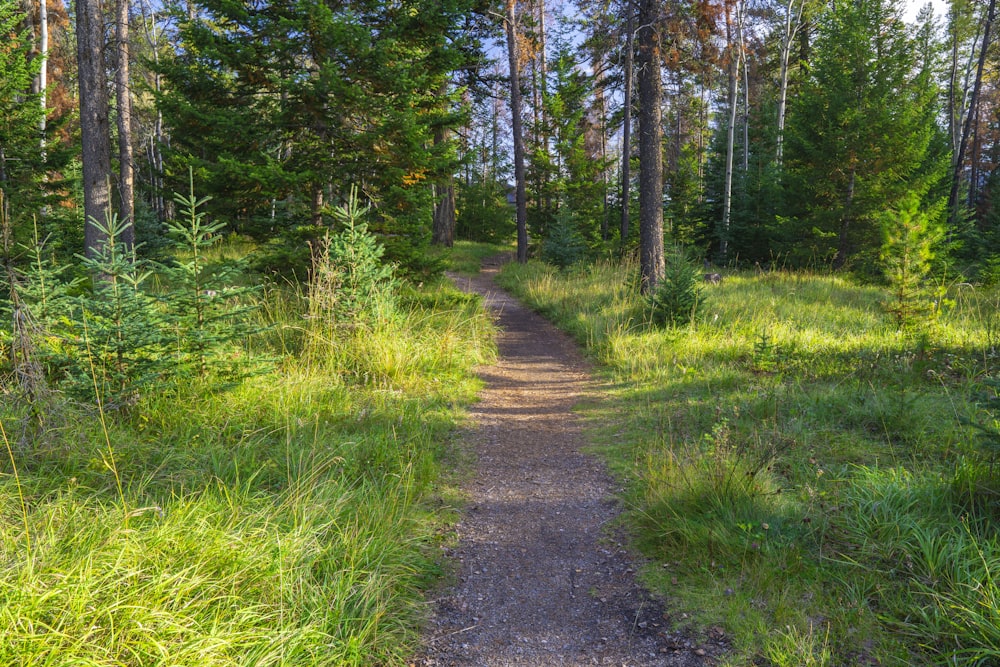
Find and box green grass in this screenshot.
[497,259,1000,665]
[0,274,495,666]
[431,240,513,274]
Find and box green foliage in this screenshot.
[154,0,476,274]
[962,376,1000,468]
[647,247,706,326]
[4,182,269,410]
[308,190,398,341]
[59,215,167,409]
[783,0,947,270]
[880,194,943,329]
[456,179,515,243]
[540,211,588,269]
[540,40,613,244]
[160,171,262,379]
[0,2,46,226]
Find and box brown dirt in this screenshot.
[413,260,726,666]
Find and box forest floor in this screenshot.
[414,258,728,666]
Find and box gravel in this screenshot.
[413,262,726,666]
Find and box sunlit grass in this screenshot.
[498,258,1000,665]
[0,274,495,665]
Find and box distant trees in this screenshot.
[784,0,946,270]
[154,0,476,274]
[12,0,1000,284]
[0,1,45,213]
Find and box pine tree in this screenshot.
[0,0,46,229]
[155,0,477,275]
[881,193,943,329]
[783,0,946,271]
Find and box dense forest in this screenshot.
[4,0,999,283]
[7,0,1000,663]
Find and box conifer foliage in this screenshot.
[155,0,475,275]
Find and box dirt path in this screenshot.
[415,262,722,666]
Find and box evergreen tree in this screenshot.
[540,38,611,249]
[0,1,46,230]
[155,0,477,276]
[783,0,947,272]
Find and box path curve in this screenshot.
[415,261,720,666]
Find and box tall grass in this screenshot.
[498,259,1000,665]
[0,275,494,665]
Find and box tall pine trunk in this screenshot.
[620,1,633,246]
[506,0,529,263]
[116,0,135,248]
[636,0,664,292]
[431,86,457,247]
[949,0,996,224]
[38,0,47,155]
[77,0,113,257]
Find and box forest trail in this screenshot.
[415,260,723,666]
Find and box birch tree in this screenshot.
[775,0,806,165]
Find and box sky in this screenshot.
[904,0,950,23]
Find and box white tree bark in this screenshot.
[776,0,805,166]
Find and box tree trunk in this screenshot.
[431,88,457,247]
[620,1,633,246]
[506,0,529,263]
[311,185,324,226]
[636,0,664,292]
[949,0,996,225]
[77,0,113,257]
[38,0,47,154]
[834,165,856,269]
[776,0,803,166]
[432,182,457,247]
[598,80,609,241]
[720,1,740,260]
[116,0,135,248]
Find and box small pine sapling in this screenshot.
[648,246,707,327]
[161,169,261,379]
[308,187,397,337]
[880,194,943,330]
[66,214,166,409]
[540,211,588,269]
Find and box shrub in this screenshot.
[647,246,706,326]
[308,188,398,338]
[540,212,588,269]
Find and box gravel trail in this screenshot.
[415,261,723,667]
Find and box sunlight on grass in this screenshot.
[499,258,1000,665]
[0,276,495,665]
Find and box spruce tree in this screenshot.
[155,0,477,276]
[783,0,946,271]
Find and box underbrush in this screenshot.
[0,261,494,664]
[498,259,1000,665]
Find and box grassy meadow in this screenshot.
[497,259,1000,666]
[0,241,502,666]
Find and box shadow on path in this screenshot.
[415,264,723,666]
